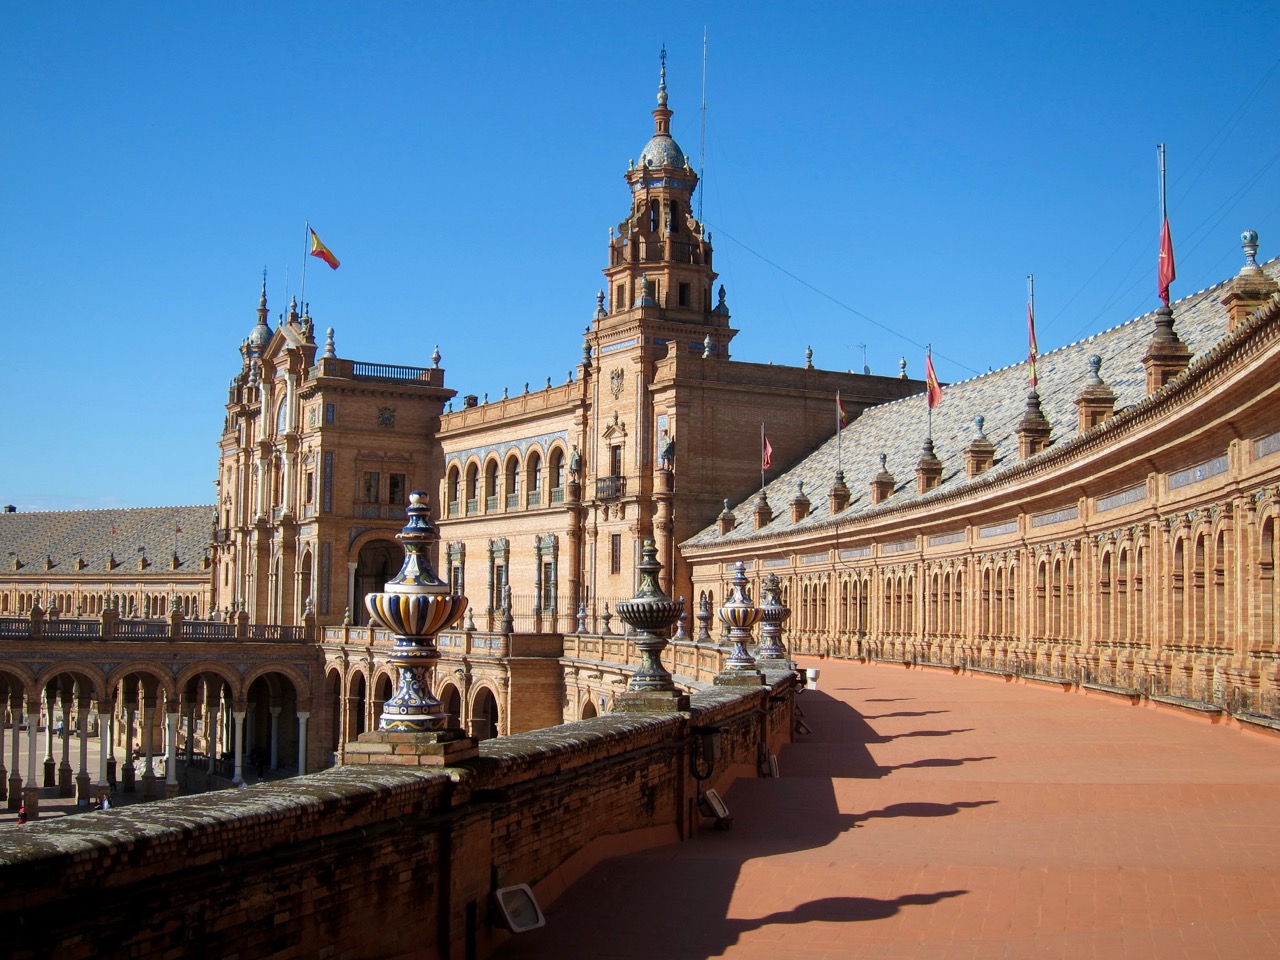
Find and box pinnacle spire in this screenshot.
[658,45,668,108]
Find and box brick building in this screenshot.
[684,238,1280,718]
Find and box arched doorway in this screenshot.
[470,687,500,740]
[438,683,461,728]
[354,540,404,625]
[244,672,300,777]
[580,699,598,720]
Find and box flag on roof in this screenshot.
[837,391,850,427]
[1027,298,1039,388]
[925,350,942,409]
[309,227,340,270]
[1158,215,1176,305]
[762,432,773,471]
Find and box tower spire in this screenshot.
[658,45,668,108]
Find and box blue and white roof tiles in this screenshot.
[685,257,1280,548]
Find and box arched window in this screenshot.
[550,448,565,492]
[446,466,461,511]
[504,454,520,509]
[527,450,542,505]
[484,459,499,509]
[465,463,479,508]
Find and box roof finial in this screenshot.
[658,45,668,108]
[260,268,268,308]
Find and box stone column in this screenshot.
[204,682,217,775]
[97,699,111,791]
[75,703,91,805]
[140,693,156,799]
[42,687,56,787]
[296,712,309,775]
[165,711,179,797]
[0,700,6,803]
[123,704,136,793]
[25,695,41,818]
[58,687,73,797]
[269,706,281,771]
[185,697,197,766]
[7,695,22,810]
[232,710,246,785]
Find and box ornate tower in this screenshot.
[598,49,731,353]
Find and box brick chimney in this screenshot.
[1075,355,1117,434]
[964,416,996,477]
[915,438,943,494]
[829,470,851,514]
[870,454,895,505]
[716,498,736,535]
[1220,230,1278,332]
[1016,390,1052,459]
[790,481,811,522]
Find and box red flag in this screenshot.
[762,434,773,471]
[1027,299,1039,388]
[309,227,340,270]
[837,391,849,427]
[925,351,942,409]
[1158,215,1176,305]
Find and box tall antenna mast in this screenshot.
[698,27,708,221]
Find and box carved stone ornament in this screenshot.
[377,407,396,428]
[610,368,625,399]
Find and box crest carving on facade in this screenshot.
[609,368,625,399]
[377,407,396,428]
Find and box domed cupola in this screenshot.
[630,48,696,191]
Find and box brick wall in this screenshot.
[0,667,797,960]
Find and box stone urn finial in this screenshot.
[615,539,683,694]
[756,572,792,660]
[363,492,468,732]
[716,561,765,684]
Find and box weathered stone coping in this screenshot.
[1082,681,1142,704]
[1021,673,1074,691]
[0,667,797,907]
[1148,694,1224,719]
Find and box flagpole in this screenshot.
[300,220,310,313]
[836,390,843,476]
[760,421,765,493]
[1158,144,1167,226]
[926,346,933,442]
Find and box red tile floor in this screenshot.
[493,657,1280,959]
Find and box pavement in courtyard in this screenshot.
[493,657,1280,960]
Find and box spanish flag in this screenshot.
[309,227,340,270]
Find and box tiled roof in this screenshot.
[0,505,216,575]
[685,258,1280,548]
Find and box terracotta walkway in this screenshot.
[494,658,1280,960]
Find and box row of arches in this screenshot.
[1,591,204,619]
[0,664,310,810]
[737,497,1280,714]
[445,443,571,517]
[323,664,504,763]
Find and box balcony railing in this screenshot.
[595,475,626,501]
[351,361,435,382]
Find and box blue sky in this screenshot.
[3,2,1278,511]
